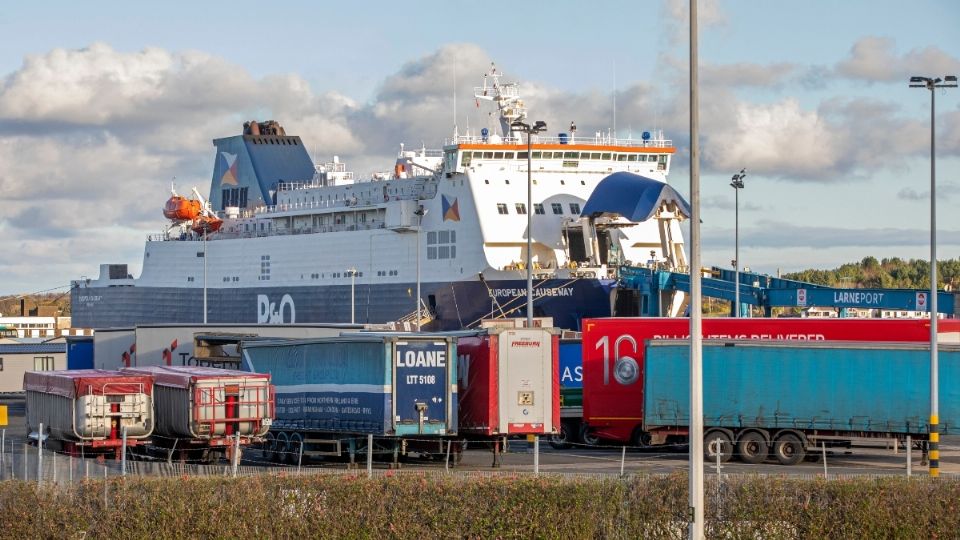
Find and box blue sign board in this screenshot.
[395,340,449,426]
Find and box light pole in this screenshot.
[347,267,357,324]
[730,169,745,317]
[910,74,957,478]
[510,119,547,328]
[414,205,427,331]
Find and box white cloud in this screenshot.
[836,37,960,83]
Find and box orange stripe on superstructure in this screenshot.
[456,143,676,154]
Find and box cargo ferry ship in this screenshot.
[72,66,688,330]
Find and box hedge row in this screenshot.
[0,473,957,539]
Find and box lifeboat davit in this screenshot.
[191,215,223,235]
[163,196,202,221]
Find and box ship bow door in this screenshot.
[393,340,450,436]
[499,329,552,434]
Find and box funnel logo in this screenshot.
[220,152,239,186]
[257,294,296,324]
[442,194,460,221]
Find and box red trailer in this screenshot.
[581,317,960,445]
[458,327,560,432]
[122,366,273,462]
[24,369,154,455]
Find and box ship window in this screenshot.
[450,230,456,242]
[428,246,437,260]
[504,152,515,159]
[515,203,527,214]
[617,154,629,161]
[534,203,545,215]
[564,152,577,159]
[439,246,450,259]
[551,203,563,215]
[483,152,493,159]
[485,179,490,184]
[562,161,578,168]
[493,152,504,159]
[439,230,450,243]
[497,203,508,214]
[450,246,456,258]
[532,152,542,159]
[462,152,472,166]
[517,152,527,159]
[601,153,612,160]
[628,154,639,162]
[569,203,581,214]
[427,231,437,244]
[591,153,601,159]
[0,358,3,371]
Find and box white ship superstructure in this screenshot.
[73,66,688,330]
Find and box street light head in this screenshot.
[910,76,929,83]
[534,120,547,131]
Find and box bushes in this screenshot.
[0,474,957,539]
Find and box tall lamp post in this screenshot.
[910,74,957,478]
[730,169,745,317]
[510,119,547,328]
[414,206,427,331]
[347,267,357,324]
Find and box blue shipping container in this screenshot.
[242,335,457,436]
[644,341,960,435]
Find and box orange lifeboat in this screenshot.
[191,215,223,235]
[163,196,202,221]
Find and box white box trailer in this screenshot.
[122,366,273,448]
[24,369,153,453]
[129,324,365,368]
[92,327,136,370]
[456,327,561,437]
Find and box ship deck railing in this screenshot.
[446,134,672,147]
[263,185,437,214]
[151,220,395,242]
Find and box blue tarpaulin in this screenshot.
[580,172,690,222]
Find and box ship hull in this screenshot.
[71,278,615,331]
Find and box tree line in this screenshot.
[783,256,960,290]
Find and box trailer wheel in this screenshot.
[773,433,805,466]
[631,428,652,449]
[276,432,291,464]
[580,425,601,447]
[289,433,305,465]
[736,432,768,464]
[549,422,575,449]
[704,431,733,463]
[262,432,277,462]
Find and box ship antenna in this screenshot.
[453,59,457,138]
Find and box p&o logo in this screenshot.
[257,294,296,324]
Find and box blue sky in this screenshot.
[0,0,958,296]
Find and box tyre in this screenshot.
[704,431,733,463]
[262,432,277,462]
[773,433,806,466]
[289,433,305,465]
[631,428,652,449]
[549,422,575,450]
[276,432,291,464]
[580,425,601,446]
[736,431,768,464]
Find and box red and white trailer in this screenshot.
[457,327,560,448]
[24,369,154,454]
[121,366,273,461]
[581,317,960,445]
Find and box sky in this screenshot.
[0,0,959,297]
